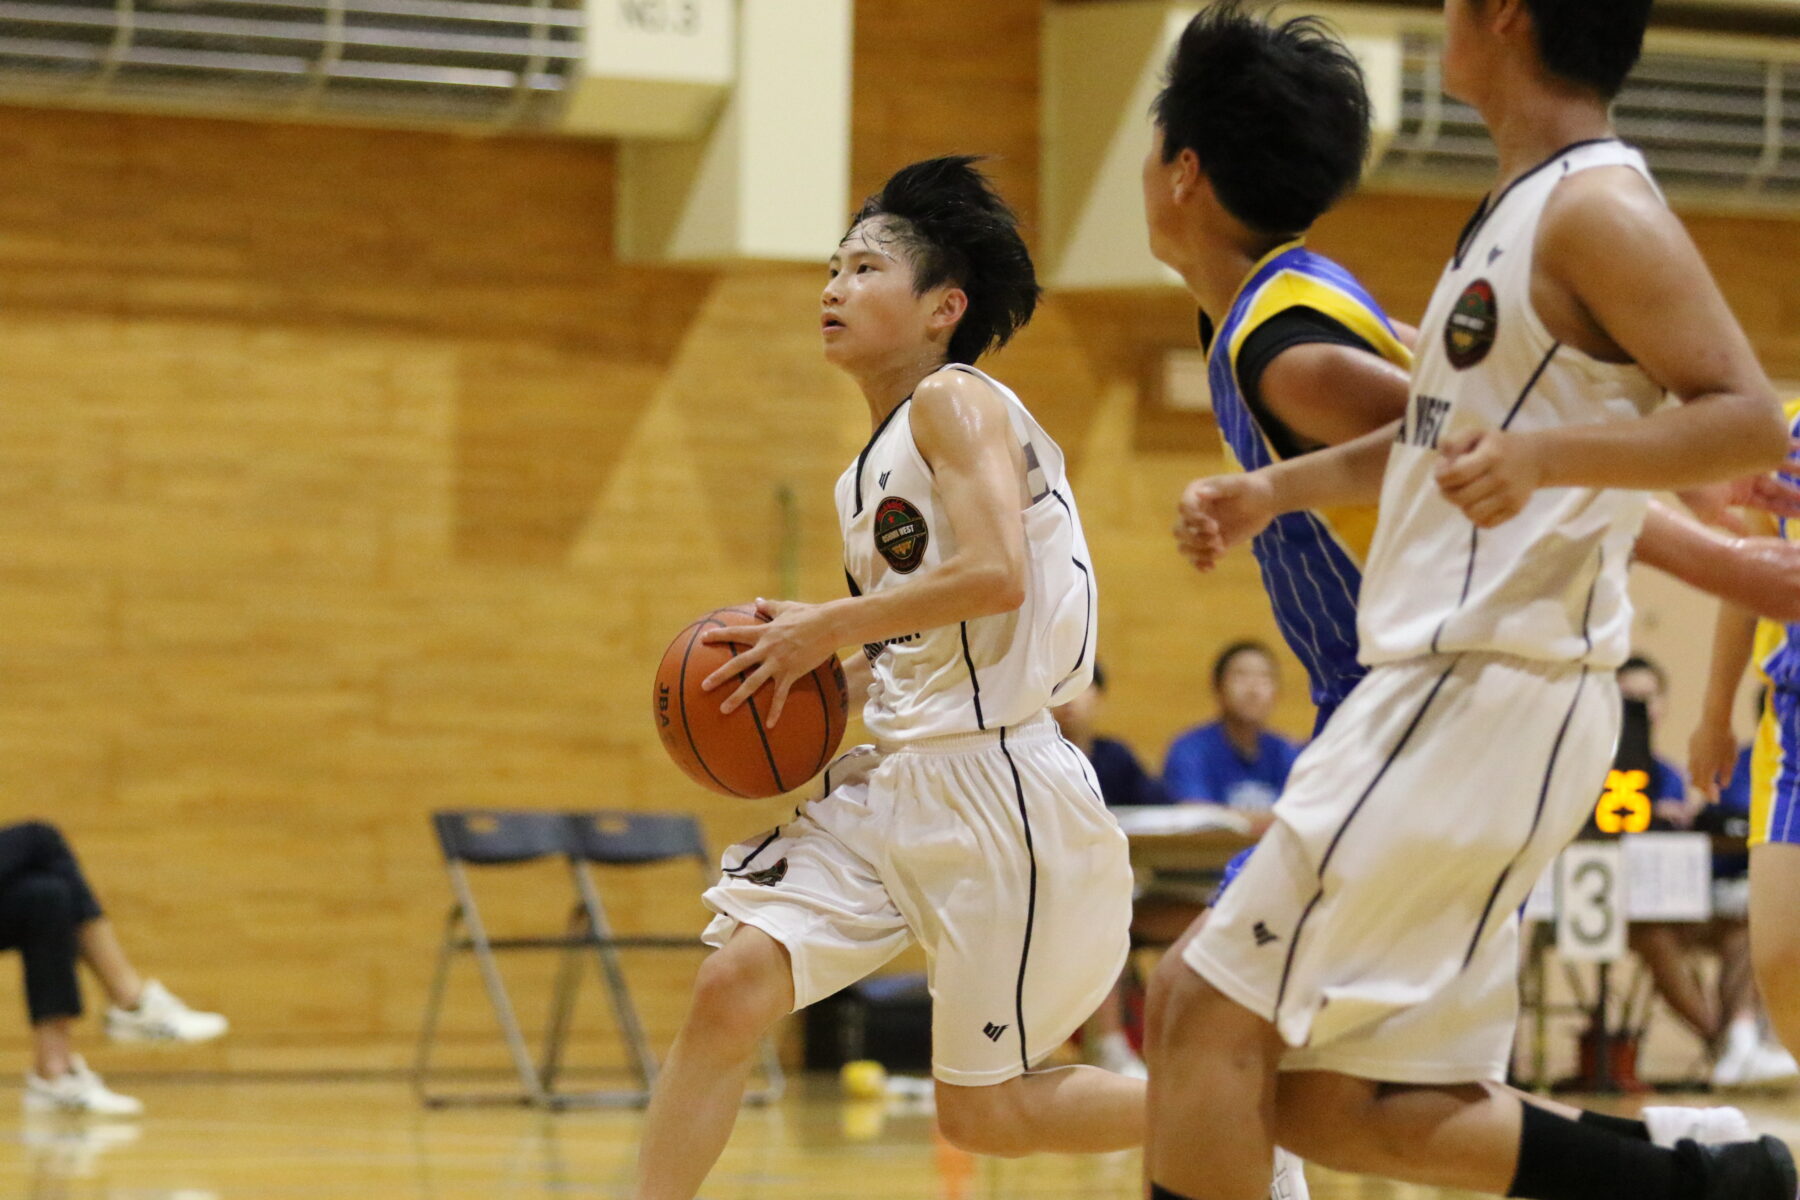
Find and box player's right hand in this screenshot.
[1687,716,1739,803]
[1174,474,1276,572]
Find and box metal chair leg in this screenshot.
[569,861,659,1097]
[414,907,462,1105]
[539,906,587,1091]
[451,862,548,1106]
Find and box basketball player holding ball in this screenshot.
[633,157,1202,1199]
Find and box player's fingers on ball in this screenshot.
[700,625,759,647]
[766,678,797,727]
[720,664,771,714]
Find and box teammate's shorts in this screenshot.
[702,712,1133,1086]
[1183,653,1618,1085]
[1750,684,1800,848]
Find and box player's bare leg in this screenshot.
[1144,950,1286,1200]
[936,1065,1144,1157]
[1750,843,1800,1052]
[633,925,793,1200]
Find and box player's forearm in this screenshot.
[1700,602,1760,725]
[818,555,1024,652]
[1527,393,1787,493]
[1264,419,1398,515]
[1639,503,1800,622]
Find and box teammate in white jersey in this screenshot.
[1147,4,1796,1200]
[631,158,1144,1200]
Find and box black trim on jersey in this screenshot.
[852,396,913,517]
[999,726,1039,1075]
[1501,343,1562,431]
[959,622,987,730]
[1578,547,1605,658]
[722,828,783,876]
[844,569,862,598]
[1462,668,1590,969]
[1275,659,1460,1013]
[1429,341,1561,655]
[1454,138,1621,269]
[1236,307,1377,461]
[1057,735,1109,811]
[1049,490,1095,685]
[1198,310,1217,356]
[680,619,747,798]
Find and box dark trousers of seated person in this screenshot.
[0,821,105,1023]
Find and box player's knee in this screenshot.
[1144,947,1212,1051]
[7,874,76,932]
[687,940,789,1049]
[933,1080,1032,1158]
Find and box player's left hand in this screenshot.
[1434,429,1544,528]
[699,598,837,726]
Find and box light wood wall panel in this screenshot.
[0,0,1797,1070]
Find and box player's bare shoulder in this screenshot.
[909,367,1015,469]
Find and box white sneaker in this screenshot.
[1644,1104,1754,1147]
[23,1056,144,1117]
[1093,1032,1148,1080]
[1713,1041,1800,1089]
[1271,1148,1310,1200]
[105,980,228,1045]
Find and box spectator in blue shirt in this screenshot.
[1052,664,1165,808]
[1161,641,1300,831]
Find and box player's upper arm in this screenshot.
[1537,172,1775,410]
[909,370,1028,602]
[1259,341,1414,448]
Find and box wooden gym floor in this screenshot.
[5,1077,1800,1199]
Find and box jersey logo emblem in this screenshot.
[744,858,789,887]
[878,470,891,488]
[874,496,929,574]
[1253,921,1281,948]
[1445,278,1499,370]
[1487,245,1504,266]
[982,1022,1008,1043]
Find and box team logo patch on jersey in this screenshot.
[1445,278,1499,370]
[873,496,929,574]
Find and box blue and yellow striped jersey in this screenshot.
[1207,240,1411,711]
[1754,398,1800,689]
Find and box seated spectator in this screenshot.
[2,821,228,1115]
[1051,664,1165,807]
[1161,641,1300,833]
[1618,659,1798,1086]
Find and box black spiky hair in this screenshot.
[1155,0,1370,237]
[847,156,1041,365]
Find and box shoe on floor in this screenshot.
[1689,1135,1797,1200]
[105,980,228,1045]
[1644,1104,1753,1146]
[23,1056,144,1117]
[1713,1042,1800,1089]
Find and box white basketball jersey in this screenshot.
[1358,140,1666,670]
[836,364,1097,742]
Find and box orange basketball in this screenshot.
[653,604,850,799]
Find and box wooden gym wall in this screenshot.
[1,0,1799,1071]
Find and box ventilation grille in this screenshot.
[1380,32,1800,198]
[0,0,583,127]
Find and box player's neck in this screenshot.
[1177,229,1281,333]
[852,352,949,429]
[1478,74,1615,192]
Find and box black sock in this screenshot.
[1150,1185,1198,1200]
[1578,1109,1652,1143]
[1510,1103,1707,1200]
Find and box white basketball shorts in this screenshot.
[1183,652,1619,1084]
[702,712,1133,1086]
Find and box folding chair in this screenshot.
[415,810,581,1108]
[560,810,784,1105]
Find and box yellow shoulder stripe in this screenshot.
[1226,270,1413,375]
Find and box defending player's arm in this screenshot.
[1175,340,1411,570]
[1691,602,1761,802]
[1637,502,1800,622]
[1435,171,1789,527]
[1176,419,1399,571]
[702,371,1026,723]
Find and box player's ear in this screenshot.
[928,287,968,337]
[1170,148,1205,205]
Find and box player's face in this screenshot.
[1217,652,1278,726]
[822,219,945,370]
[1142,128,1179,267]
